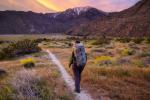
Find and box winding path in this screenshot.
[46,50,93,100]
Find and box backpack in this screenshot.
[74,43,87,67]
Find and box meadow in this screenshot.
[0,35,150,100]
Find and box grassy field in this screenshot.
[0,35,150,100]
[0,35,74,100]
[40,36,150,100]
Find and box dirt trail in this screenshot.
[46,50,93,100]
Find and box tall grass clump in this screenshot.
[0,40,5,44]
[0,69,7,78]
[91,38,110,45]
[132,37,144,44]
[138,51,150,57]
[21,58,35,68]
[134,60,147,68]
[0,85,15,100]
[11,69,53,100]
[121,48,135,56]
[100,67,132,77]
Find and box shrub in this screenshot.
[117,57,132,65]
[0,40,4,44]
[0,50,5,60]
[146,37,150,44]
[138,52,150,57]
[0,39,41,60]
[12,39,41,55]
[91,48,105,53]
[91,38,110,45]
[116,37,131,43]
[21,58,35,68]
[66,36,79,41]
[134,60,147,68]
[1,45,15,58]
[132,37,144,44]
[64,41,73,47]
[121,48,135,56]
[33,38,47,43]
[94,56,113,65]
[67,42,73,47]
[0,69,7,77]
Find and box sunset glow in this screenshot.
[0,0,140,13]
[37,0,61,11]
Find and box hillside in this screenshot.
[0,7,106,34]
[70,0,150,36]
[0,0,149,36]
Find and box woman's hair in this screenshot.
[75,40,80,43]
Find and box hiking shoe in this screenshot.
[74,89,80,93]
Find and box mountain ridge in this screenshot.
[0,0,150,36]
[70,0,150,36]
[0,7,106,34]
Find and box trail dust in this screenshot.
[46,50,93,100]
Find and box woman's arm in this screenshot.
[69,51,74,68]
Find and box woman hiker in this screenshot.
[69,40,87,93]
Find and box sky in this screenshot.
[0,0,140,13]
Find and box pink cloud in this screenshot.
[0,0,140,13]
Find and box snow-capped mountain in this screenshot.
[48,6,107,19]
[69,7,91,15]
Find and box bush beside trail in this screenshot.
[0,39,41,60]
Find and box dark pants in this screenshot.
[72,63,85,92]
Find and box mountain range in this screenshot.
[0,0,149,36]
[0,7,106,34]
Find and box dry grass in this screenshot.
[0,34,67,41]
[82,66,150,100]
[45,39,150,100]
[0,51,74,100]
[1,36,149,100]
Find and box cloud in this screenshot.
[0,0,140,13]
[0,0,53,13]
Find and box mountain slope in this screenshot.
[0,7,106,34]
[119,0,150,16]
[71,0,150,36]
